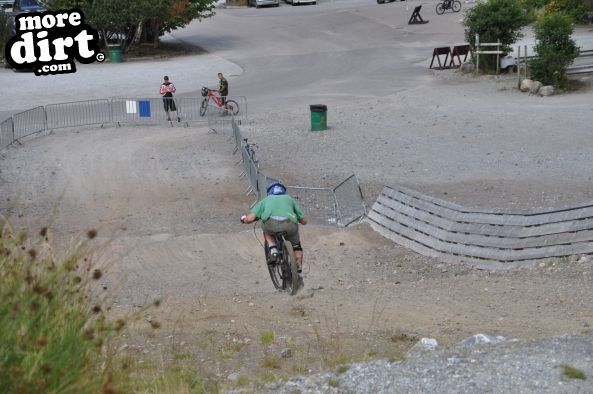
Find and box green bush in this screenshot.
[529,12,579,87]
[463,0,530,71]
[545,0,588,23]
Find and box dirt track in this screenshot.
[2,123,593,387]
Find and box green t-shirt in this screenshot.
[251,194,304,224]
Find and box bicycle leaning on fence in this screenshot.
[200,87,240,116]
[243,138,257,165]
[436,0,461,14]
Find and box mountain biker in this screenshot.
[240,181,308,273]
[218,72,228,106]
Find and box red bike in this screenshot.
[200,87,240,116]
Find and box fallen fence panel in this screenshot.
[333,174,367,226]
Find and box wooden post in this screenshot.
[524,45,528,78]
[475,34,480,76]
[517,45,521,88]
[496,39,500,75]
[476,44,480,75]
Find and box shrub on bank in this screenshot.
[0,220,121,393]
[529,12,579,88]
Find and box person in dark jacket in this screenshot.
[218,72,228,106]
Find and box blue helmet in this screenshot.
[267,181,286,196]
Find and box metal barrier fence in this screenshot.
[0,117,14,150]
[0,96,247,150]
[333,174,367,227]
[208,112,366,227]
[46,99,111,130]
[13,106,46,141]
[1,96,365,227]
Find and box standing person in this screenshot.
[160,76,179,122]
[240,181,308,273]
[218,72,229,107]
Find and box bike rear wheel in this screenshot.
[435,2,444,14]
[200,98,208,116]
[281,240,300,295]
[265,243,283,290]
[226,100,240,116]
[452,0,461,12]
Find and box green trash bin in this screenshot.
[310,104,327,131]
[108,45,122,63]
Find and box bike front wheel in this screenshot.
[281,240,300,295]
[226,100,240,116]
[199,98,208,116]
[435,2,445,14]
[452,0,461,12]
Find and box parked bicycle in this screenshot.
[200,86,240,116]
[436,0,461,14]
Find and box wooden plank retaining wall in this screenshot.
[367,185,593,269]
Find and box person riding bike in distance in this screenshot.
[240,181,308,273]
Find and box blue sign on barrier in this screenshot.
[139,100,151,117]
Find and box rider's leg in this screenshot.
[169,99,180,122]
[294,250,303,270]
[263,231,279,261]
[164,98,172,121]
[263,232,276,247]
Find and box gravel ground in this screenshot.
[272,332,593,393]
[2,2,593,390]
[240,71,593,211]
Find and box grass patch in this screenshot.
[260,330,275,345]
[236,375,251,387]
[388,352,405,363]
[390,332,416,343]
[0,222,128,393]
[173,352,193,361]
[126,366,211,393]
[336,364,349,374]
[326,353,352,367]
[0,218,207,392]
[258,370,278,383]
[560,364,587,380]
[328,377,339,387]
[262,355,281,369]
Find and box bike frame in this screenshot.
[207,90,228,109]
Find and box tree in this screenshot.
[545,0,587,23]
[44,0,217,51]
[0,12,12,61]
[529,12,579,87]
[463,0,529,71]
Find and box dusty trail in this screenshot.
[2,124,592,385]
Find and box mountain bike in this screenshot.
[200,86,240,116]
[264,231,301,295]
[436,0,461,14]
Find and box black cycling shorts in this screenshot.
[163,97,176,112]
